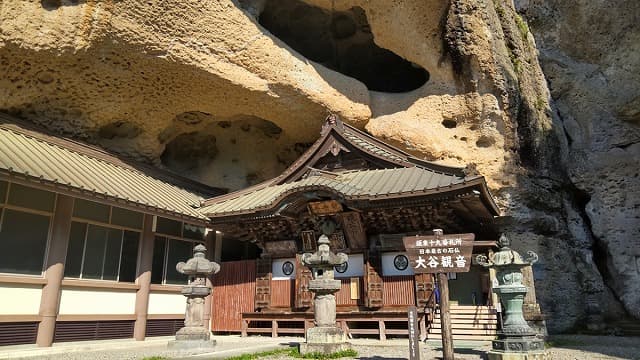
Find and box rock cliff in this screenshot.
[0,0,637,332]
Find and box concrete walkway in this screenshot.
[0,335,492,360]
[0,335,299,360]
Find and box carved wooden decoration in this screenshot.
[263,240,297,258]
[329,231,347,251]
[364,251,383,308]
[301,230,316,252]
[255,256,272,310]
[294,254,313,308]
[415,273,435,308]
[338,212,367,250]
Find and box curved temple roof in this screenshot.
[200,167,489,217]
[0,114,223,221]
[200,115,500,220]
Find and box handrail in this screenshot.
[421,289,437,334]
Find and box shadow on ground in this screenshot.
[546,335,640,359]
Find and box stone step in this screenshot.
[429,328,497,335]
[432,317,497,324]
[426,334,497,341]
[435,307,496,315]
[430,323,498,330]
[433,313,498,320]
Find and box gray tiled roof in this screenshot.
[0,119,214,220]
[200,167,473,217]
[342,128,406,163]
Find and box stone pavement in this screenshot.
[0,335,298,360]
[0,335,492,360]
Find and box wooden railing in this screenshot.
[241,310,428,341]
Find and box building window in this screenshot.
[7,183,56,212]
[73,199,143,230]
[0,181,54,275]
[0,209,51,275]
[64,222,140,282]
[151,236,199,285]
[150,217,207,285]
[155,216,206,241]
[64,198,143,282]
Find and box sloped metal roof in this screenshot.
[200,166,475,217]
[342,128,406,163]
[0,119,218,221]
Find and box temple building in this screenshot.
[0,114,223,346]
[202,115,505,340]
[0,113,538,347]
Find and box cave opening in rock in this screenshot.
[256,0,429,93]
[40,0,79,10]
[160,132,218,171]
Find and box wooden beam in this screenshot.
[438,273,454,360]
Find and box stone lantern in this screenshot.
[476,234,547,360]
[299,234,351,355]
[168,244,220,350]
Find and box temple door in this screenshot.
[415,273,435,308]
[295,254,313,308]
[363,251,383,308]
[254,256,272,310]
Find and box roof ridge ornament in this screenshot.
[306,167,341,179]
[321,113,344,135]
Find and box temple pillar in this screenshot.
[213,231,223,263]
[36,195,73,347]
[203,231,216,331]
[133,214,155,341]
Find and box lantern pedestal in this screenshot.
[476,235,548,360]
[167,245,220,352]
[299,234,352,355]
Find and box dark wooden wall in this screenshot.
[211,261,420,332]
[211,260,256,332]
[271,280,294,307]
[382,275,415,306]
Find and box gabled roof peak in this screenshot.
[320,113,345,135]
[200,115,499,213]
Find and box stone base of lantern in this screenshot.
[487,336,548,360]
[300,327,351,355]
[175,325,212,340]
[487,350,549,360]
[168,326,216,351]
[168,339,217,351]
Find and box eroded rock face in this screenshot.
[0,0,637,331]
[517,0,640,322]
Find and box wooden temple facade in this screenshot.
[1,112,540,347]
[200,115,503,340]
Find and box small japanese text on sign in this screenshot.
[402,233,474,273]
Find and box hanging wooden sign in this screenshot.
[402,233,475,273]
[403,231,475,360]
[307,200,343,215]
[337,211,367,250]
[301,230,316,252]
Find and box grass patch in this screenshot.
[299,349,358,359]
[225,348,294,360]
[515,13,530,40]
[224,347,358,360]
[535,96,547,111]
[508,48,522,74]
